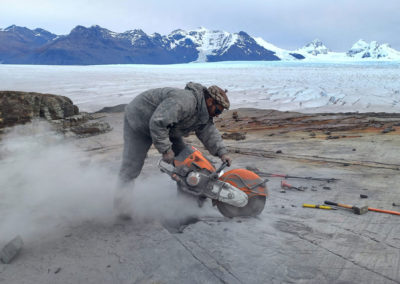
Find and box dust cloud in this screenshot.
[0,121,211,245]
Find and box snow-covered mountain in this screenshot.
[0,25,280,64]
[254,37,305,60]
[295,38,400,61]
[297,39,329,56]
[168,27,279,62]
[347,39,400,60]
[0,25,399,64]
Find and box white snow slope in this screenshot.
[167,27,238,62]
[164,28,400,62]
[254,37,298,61]
[0,62,399,113]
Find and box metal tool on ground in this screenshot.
[159,145,268,218]
[245,167,339,183]
[281,180,305,191]
[324,201,368,215]
[303,204,336,210]
[368,207,400,216]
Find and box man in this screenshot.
[114,82,232,218]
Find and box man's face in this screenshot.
[213,103,224,117]
[206,98,224,117]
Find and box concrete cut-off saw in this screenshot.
[159,146,268,218]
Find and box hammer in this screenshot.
[324,201,368,215]
[281,180,305,191]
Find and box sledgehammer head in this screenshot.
[353,205,369,215]
[324,201,368,215]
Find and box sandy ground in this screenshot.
[1,109,400,284]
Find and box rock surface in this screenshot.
[0,91,79,128]
[0,91,112,137]
[215,108,400,134]
[1,108,400,283]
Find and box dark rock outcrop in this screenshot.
[0,91,112,137]
[0,91,79,128]
[51,113,112,137]
[289,53,305,59]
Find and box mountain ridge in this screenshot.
[0,25,399,65]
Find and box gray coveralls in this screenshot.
[119,82,228,184]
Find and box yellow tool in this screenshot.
[303,204,336,210]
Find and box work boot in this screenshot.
[113,183,133,220]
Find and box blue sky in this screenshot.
[1,0,399,51]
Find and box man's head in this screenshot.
[205,85,230,117]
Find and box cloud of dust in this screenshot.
[0,121,117,244]
[0,121,214,245]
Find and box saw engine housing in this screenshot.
[159,146,268,217]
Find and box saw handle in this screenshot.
[210,162,228,180]
[217,162,228,172]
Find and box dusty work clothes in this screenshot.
[119,82,228,183]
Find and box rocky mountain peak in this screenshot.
[310,38,324,47]
[4,25,34,35]
[70,25,86,33]
[347,39,400,59]
[299,39,329,55]
[69,25,115,42]
[4,24,19,31]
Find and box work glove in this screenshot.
[162,149,175,164]
[220,154,232,167]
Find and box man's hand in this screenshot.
[162,149,175,164]
[220,154,232,167]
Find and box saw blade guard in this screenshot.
[220,169,268,197]
[215,169,268,217]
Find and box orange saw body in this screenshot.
[159,146,268,217]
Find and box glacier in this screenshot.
[0,61,399,113]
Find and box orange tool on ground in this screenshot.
[245,167,339,183]
[368,207,400,216]
[281,180,305,191]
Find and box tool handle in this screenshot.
[303,204,317,208]
[216,162,228,173]
[303,204,332,210]
[368,207,400,216]
[210,162,228,180]
[271,174,287,178]
[325,201,352,209]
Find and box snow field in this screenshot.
[0,62,399,113]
